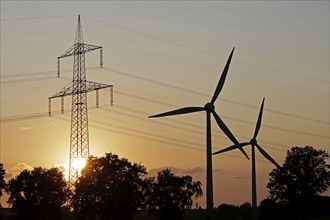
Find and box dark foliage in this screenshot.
[267,146,330,204]
[257,196,330,220]
[72,153,149,220]
[215,203,251,220]
[146,169,202,220]
[258,199,281,220]
[0,163,5,198]
[5,167,70,220]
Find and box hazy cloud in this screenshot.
[19,126,35,131]
[47,121,58,127]
[4,163,33,180]
[4,162,69,181]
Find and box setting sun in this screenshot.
[72,158,87,171]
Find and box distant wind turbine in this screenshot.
[149,48,249,219]
[213,98,282,220]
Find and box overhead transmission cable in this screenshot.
[2,67,327,125]
[2,14,327,84]
[97,106,288,152]
[0,67,100,84]
[82,15,329,84]
[0,15,75,21]
[46,72,329,142]
[0,102,309,153]
[2,69,327,125]
[101,67,329,125]
[55,114,284,164]
[57,67,329,126]
[0,69,327,139]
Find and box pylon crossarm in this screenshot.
[49,82,73,99]
[58,44,75,59]
[83,44,102,53]
[85,81,112,92]
[49,81,112,99]
[58,43,102,59]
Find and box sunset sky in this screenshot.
[1,1,329,207]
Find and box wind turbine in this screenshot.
[213,98,282,220]
[149,48,249,219]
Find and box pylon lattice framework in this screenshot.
[49,15,113,191]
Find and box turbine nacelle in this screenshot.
[250,138,257,146]
[204,102,215,112]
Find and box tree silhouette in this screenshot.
[267,146,330,203]
[215,203,240,220]
[239,202,252,220]
[258,199,280,220]
[6,167,70,220]
[0,163,5,198]
[214,203,252,220]
[267,146,330,219]
[147,169,202,220]
[72,153,149,220]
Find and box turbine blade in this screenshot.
[213,142,250,155]
[148,106,204,118]
[253,98,265,139]
[212,111,249,159]
[211,47,235,104]
[256,144,282,170]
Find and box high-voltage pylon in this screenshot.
[49,15,113,190]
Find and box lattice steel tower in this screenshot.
[49,15,113,190]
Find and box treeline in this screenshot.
[0,153,203,220]
[213,197,330,220]
[0,146,329,220]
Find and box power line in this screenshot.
[93,110,205,143]
[0,15,75,21]
[56,114,203,152]
[97,106,287,153]
[55,114,284,164]
[0,103,299,167]
[102,67,329,125]
[1,75,327,140]
[114,103,328,140]
[83,15,329,84]
[0,70,57,78]
[2,14,326,84]
[0,76,58,84]
[0,105,287,153]
[109,105,328,148]
[98,105,285,151]
[0,66,100,79]
[2,67,327,126]
[0,106,100,123]
[0,72,327,140]
[113,92,329,139]
[0,67,101,84]
[99,106,206,136]
[59,67,329,126]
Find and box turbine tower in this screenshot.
[213,98,282,220]
[149,48,249,219]
[49,15,113,190]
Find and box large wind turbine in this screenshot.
[213,98,282,220]
[149,48,249,218]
